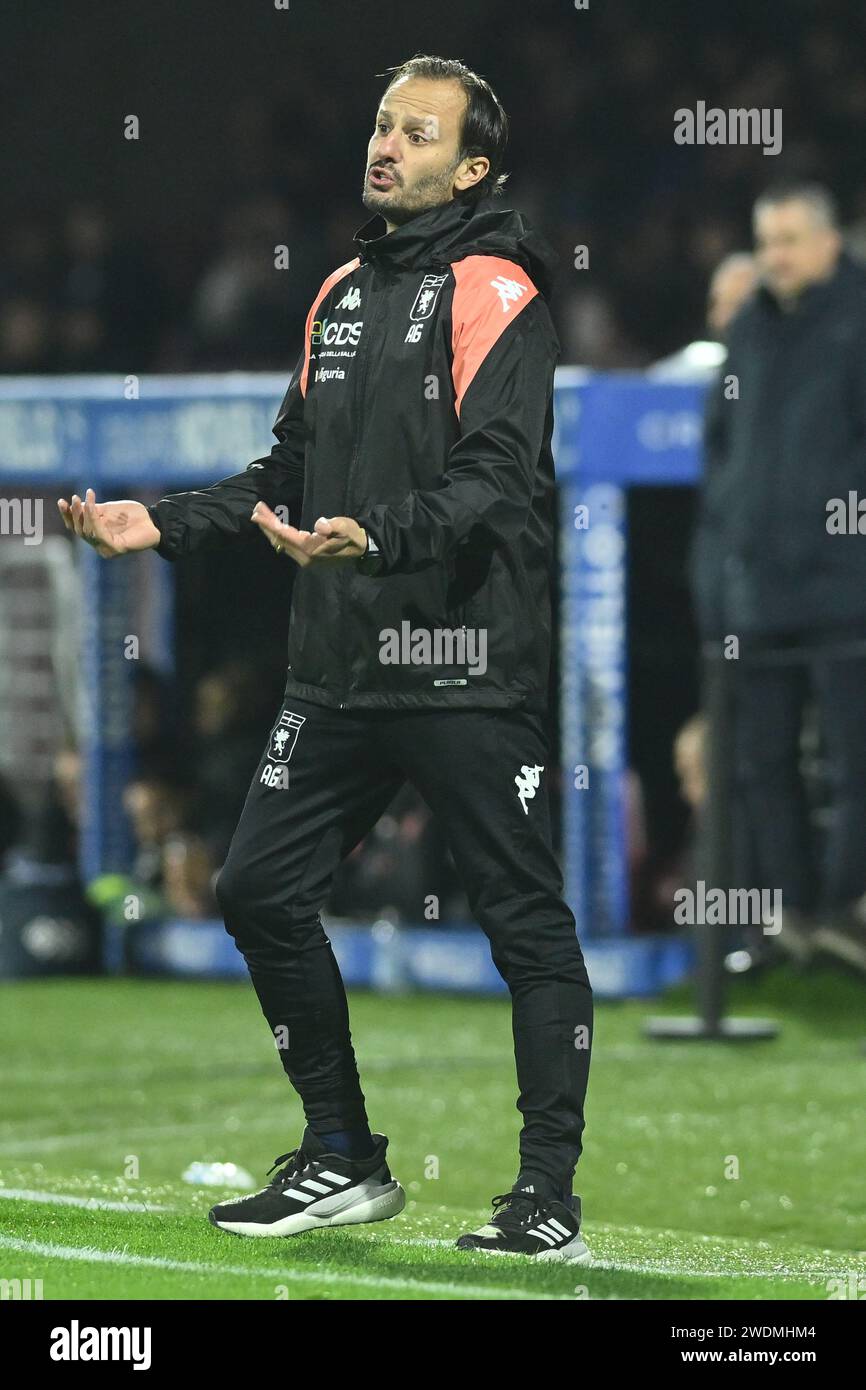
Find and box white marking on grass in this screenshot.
[0,1235,570,1300]
[355,1234,848,1282]
[0,1115,287,1155]
[584,1256,830,1282]
[0,1188,173,1213]
[2,1175,860,1289]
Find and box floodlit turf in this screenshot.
[1,966,865,1300]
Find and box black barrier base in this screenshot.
[644,1015,779,1040]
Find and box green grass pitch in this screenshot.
[1,966,864,1300]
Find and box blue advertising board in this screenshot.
[1,370,707,993]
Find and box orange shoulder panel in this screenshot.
[301,257,361,397]
[450,255,539,417]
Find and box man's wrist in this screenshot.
[355,519,384,573]
[147,503,167,556]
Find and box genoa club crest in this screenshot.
[410,274,448,322]
[267,710,306,763]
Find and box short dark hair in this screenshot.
[753,181,839,230]
[379,53,509,202]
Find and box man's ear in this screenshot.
[454,155,490,194]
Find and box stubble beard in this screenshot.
[361,161,462,226]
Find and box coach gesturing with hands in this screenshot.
[58,55,593,1263]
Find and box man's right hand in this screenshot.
[57,488,162,558]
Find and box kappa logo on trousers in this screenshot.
[515,764,545,814]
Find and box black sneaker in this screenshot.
[208,1127,404,1238]
[456,1189,591,1262]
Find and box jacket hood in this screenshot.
[353,195,560,299]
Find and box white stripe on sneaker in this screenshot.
[283,1188,316,1203]
[534,1223,561,1240]
[299,1179,334,1195]
[318,1170,351,1186]
[528,1228,556,1246]
[547,1218,572,1237]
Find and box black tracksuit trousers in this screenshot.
[214,686,593,1191]
[733,644,866,912]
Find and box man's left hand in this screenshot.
[251,501,367,566]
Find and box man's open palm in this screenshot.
[57,488,162,558]
[251,500,367,566]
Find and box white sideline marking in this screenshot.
[0,1235,570,1300]
[356,1235,845,1281]
[0,1197,851,1284]
[0,1115,289,1156]
[0,1188,173,1213]
[585,1257,834,1281]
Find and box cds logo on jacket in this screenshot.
[149,195,562,712]
[310,318,364,348]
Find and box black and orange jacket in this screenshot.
[148,194,561,710]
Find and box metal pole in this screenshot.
[644,643,778,1040]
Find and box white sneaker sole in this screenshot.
[460,1234,592,1263]
[211,1179,406,1237]
[535,1235,592,1263]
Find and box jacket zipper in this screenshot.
[338,259,389,709]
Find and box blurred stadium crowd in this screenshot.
[0,661,468,927]
[4,3,866,375]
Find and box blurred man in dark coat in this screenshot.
[692,183,866,970]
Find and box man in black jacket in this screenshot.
[58,55,593,1261]
[692,183,866,968]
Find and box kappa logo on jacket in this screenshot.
[491,274,529,312]
[336,286,361,311]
